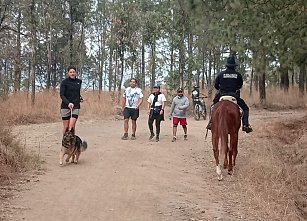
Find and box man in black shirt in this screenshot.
[207,56,253,133]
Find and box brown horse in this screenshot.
[210,97,241,180]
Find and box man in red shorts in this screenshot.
[169,88,190,142]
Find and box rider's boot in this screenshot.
[206,120,212,130]
[242,110,253,133]
[206,105,214,130]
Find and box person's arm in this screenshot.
[180,97,189,110]
[122,91,126,111]
[136,89,144,109]
[237,72,243,89]
[136,97,143,109]
[169,98,175,117]
[60,80,70,106]
[147,96,152,114]
[160,94,166,115]
[214,74,220,90]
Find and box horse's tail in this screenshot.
[218,108,229,158]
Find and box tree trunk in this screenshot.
[280,63,289,92]
[108,47,113,92]
[178,31,185,88]
[14,7,21,92]
[259,55,266,105]
[187,32,193,94]
[141,39,145,90]
[249,68,254,96]
[170,42,174,74]
[69,0,74,65]
[118,47,124,92]
[150,42,156,88]
[30,0,37,106]
[46,27,52,90]
[299,63,305,97]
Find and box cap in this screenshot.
[177,87,184,93]
[153,84,160,89]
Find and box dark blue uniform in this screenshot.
[213,67,250,127]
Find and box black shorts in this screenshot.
[61,109,79,120]
[123,107,139,120]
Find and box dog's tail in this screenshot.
[80,141,88,152]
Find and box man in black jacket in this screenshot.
[207,56,253,133]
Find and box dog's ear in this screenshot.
[70,127,75,134]
[65,127,69,132]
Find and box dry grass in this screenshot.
[0,117,41,182]
[237,117,307,220]
[241,87,307,109]
[0,87,307,220]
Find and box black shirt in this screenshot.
[214,68,243,96]
[192,88,200,100]
[60,77,82,109]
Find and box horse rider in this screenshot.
[206,55,253,133]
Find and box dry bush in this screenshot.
[0,117,40,182]
[237,117,307,220]
[0,91,60,125]
[242,87,307,110]
[0,91,118,125]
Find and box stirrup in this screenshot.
[206,122,212,130]
[242,125,253,133]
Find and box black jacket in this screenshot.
[214,68,243,96]
[60,77,82,109]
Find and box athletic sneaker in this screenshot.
[172,136,176,142]
[155,135,159,142]
[149,133,155,140]
[184,134,188,141]
[121,133,129,140]
[131,134,136,140]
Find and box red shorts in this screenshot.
[172,117,187,125]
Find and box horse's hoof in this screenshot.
[228,171,233,175]
[74,161,78,164]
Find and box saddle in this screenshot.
[219,95,237,104]
[219,96,243,117]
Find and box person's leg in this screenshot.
[131,120,137,137]
[172,117,179,142]
[172,125,177,142]
[237,98,252,133]
[181,118,188,140]
[61,109,71,134]
[68,117,77,130]
[62,120,69,134]
[131,109,139,139]
[148,116,155,139]
[122,108,130,139]
[124,119,129,133]
[155,115,162,141]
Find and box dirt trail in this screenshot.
[4,109,305,221]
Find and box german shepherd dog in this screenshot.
[60,127,88,165]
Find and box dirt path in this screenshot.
[4,109,306,221]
